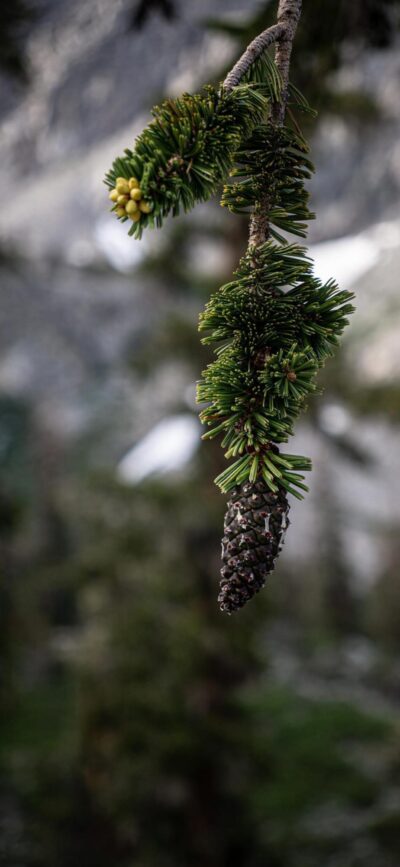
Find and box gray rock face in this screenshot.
[0,0,257,259]
[0,0,258,447]
[310,40,400,241]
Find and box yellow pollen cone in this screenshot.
[130,188,142,201]
[116,180,129,195]
[109,189,118,202]
[139,201,152,213]
[126,200,138,215]
[130,211,141,222]
[116,207,126,218]
[129,177,140,189]
[117,194,129,205]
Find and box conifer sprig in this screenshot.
[104,83,273,238]
[199,242,354,354]
[197,217,354,497]
[221,125,315,241]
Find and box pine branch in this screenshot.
[103,0,355,613]
[104,84,273,238]
[249,0,303,245]
[223,23,286,91]
[200,0,349,611]
[220,124,315,240]
[198,242,354,495]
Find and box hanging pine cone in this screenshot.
[219,480,290,613]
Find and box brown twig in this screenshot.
[223,23,285,91]
[223,1,302,245]
[246,0,302,246]
[270,0,302,125]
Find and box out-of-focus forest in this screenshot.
[1,1,400,865]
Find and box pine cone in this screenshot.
[219,480,290,613]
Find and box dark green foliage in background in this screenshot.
[0,470,399,867]
[0,0,36,83]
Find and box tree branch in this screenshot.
[248,0,302,246]
[223,0,302,96]
[223,23,285,91]
[270,0,302,125]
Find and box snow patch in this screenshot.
[118,413,200,484]
[309,234,379,289]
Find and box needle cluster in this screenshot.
[198,238,354,497]
[104,83,272,238]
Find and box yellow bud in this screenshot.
[116,180,129,195]
[116,176,126,184]
[130,211,142,223]
[117,194,129,205]
[109,189,118,202]
[126,199,138,215]
[130,187,142,201]
[116,207,126,218]
[139,200,152,213]
[129,177,140,189]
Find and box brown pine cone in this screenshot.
[219,480,290,613]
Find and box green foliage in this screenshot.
[197,342,312,497]
[259,345,319,402]
[243,684,393,861]
[221,124,315,241]
[199,242,353,356]
[104,83,271,238]
[241,48,283,99]
[104,50,355,499]
[197,242,354,495]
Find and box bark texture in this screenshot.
[249,0,302,245]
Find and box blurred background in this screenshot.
[1,1,400,865]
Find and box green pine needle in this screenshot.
[221,123,315,238]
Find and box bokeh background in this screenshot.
[1,1,400,865]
